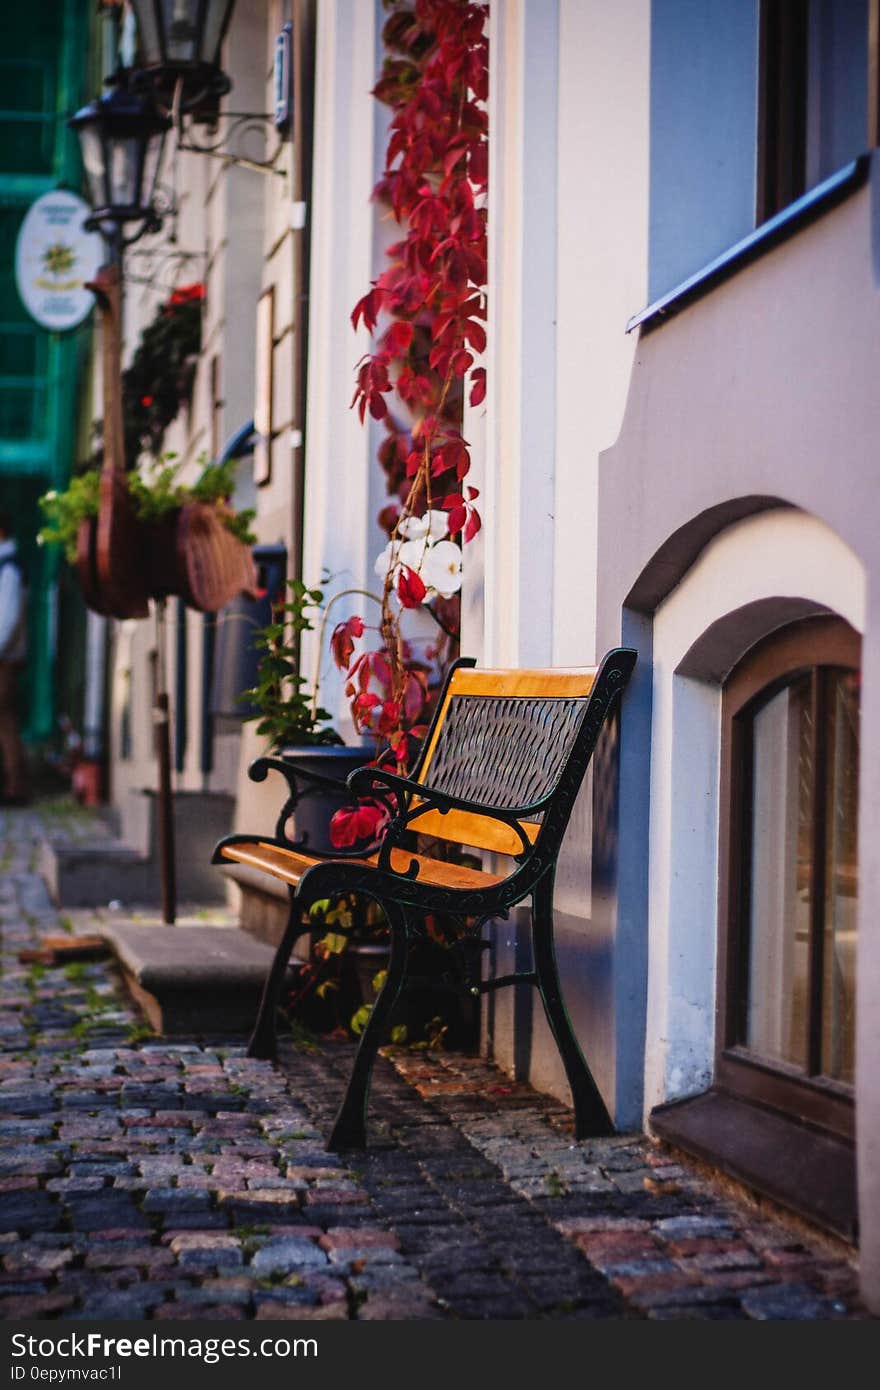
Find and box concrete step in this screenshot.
[99,923,303,1035]
[39,790,234,908]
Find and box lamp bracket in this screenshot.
[175,109,287,177]
[84,211,164,250]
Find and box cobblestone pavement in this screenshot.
[0,808,871,1320]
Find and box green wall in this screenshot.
[0,1,91,742]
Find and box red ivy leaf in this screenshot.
[383,320,415,357]
[397,565,427,607]
[330,615,365,671]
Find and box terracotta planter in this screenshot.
[74,512,149,621]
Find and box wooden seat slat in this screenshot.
[220,840,504,892]
[404,806,539,857]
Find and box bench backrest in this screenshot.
[407,664,602,856]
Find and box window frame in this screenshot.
[757,0,810,223]
[716,615,861,1142]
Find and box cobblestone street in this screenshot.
[0,807,871,1321]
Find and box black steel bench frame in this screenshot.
[212,648,636,1150]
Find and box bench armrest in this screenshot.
[246,755,380,856]
[250,754,359,796]
[347,765,544,860]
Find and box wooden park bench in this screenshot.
[212,649,636,1151]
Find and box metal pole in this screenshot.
[153,599,176,924]
[103,228,178,923]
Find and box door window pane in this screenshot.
[746,674,813,1069]
[822,671,859,1083]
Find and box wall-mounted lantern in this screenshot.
[129,0,236,107]
[127,0,291,177]
[69,80,171,247]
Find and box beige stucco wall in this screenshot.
[481,0,651,1107]
[595,159,880,1311]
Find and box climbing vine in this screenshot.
[331,0,488,845]
[122,282,204,467]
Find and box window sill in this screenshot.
[627,155,870,336]
[649,1087,857,1242]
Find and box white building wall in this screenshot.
[105,0,271,853]
[552,0,651,668]
[297,0,385,741]
[483,0,651,1102]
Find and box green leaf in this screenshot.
[318,931,349,955]
[323,903,353,929]
[350,1004,373,1035]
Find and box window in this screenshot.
[652,615,860,1239]
[718,616,860,1138]
[758,0,868,221]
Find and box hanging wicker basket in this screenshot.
[74,475,258,619]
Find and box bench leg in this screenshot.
[326,900,409,1152]
[247,886,301,1062]
[531,871,615,1139]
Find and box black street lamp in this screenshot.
[130,0,237,108]
[68,74,180,924]
[69,81,171,249]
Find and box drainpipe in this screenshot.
[288,0,316,597]
[82,610,107,763]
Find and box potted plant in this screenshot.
[39,451,258,616]
[239,578,369,852]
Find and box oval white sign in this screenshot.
[14,190,103,332]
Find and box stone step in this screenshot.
[98,923,303,1036]
[39,790,234,908]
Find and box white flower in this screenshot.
[398,509,449,543]
[374,530,462,603]
[374,537,425,583]
[420,539,462,598]
[374,541,394,581]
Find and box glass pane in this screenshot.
[141,133,166,209]
[200,1,233,65]
[745,675,813,1069]
[131,0,163,66]
[822,670,859,1084]
[162,0,198,63]
[805,0,868,188]
[79,128,107,211]
[108,137,141,210]
[0,60,55,175]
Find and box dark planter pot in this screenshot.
[349,935,482,1051]
[278,745,369,854]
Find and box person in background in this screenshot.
[0,514,28,806]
